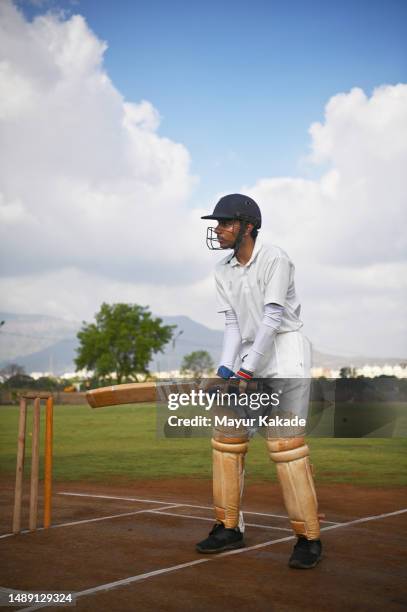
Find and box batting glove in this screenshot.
[217,365,235,380]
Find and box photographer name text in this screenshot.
[167,415,306,428]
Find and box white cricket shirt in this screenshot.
[215,240,303,344]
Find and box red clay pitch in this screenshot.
[0,478,406,612]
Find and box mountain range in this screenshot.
[0,312,404,376]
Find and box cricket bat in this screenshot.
[86,381,197,408]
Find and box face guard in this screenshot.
[205,219,249,255]
[205,226,223,250]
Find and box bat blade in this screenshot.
[86,383,157,408]
[86,381,197,408]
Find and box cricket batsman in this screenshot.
[196,193,322,569]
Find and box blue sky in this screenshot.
[20,0,407,205]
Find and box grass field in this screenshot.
[1,404,406,486]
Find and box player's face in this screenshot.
[214,219,240,248]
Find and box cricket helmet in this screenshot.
[201,194,261,251]
[201,193,262,228]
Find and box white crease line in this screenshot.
[319,507,407,531]
[179,503,298,520]
[21,559,211,612]
[234,507,337,524]
[167,502,293,521]
[58,491,339,524]
[149,509,292,532]
[245,522,290,532]
[0,504,181,540]
[58,492,180,505]
[0,532,17,540]
[53,504,181,529]
[17,507,407,612]
[17,560,210,612]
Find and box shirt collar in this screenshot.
[226,239,263,267]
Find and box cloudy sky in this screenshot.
[0,0,406,358]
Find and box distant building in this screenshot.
[311,363,407,378]
[311,367,340,378]
[354,364,407,378]
[30,371,53,380]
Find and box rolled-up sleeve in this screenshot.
[263,257,291,306]
[215,273,231,313]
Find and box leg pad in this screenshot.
[212,437,248,529]
[267,437,320,539]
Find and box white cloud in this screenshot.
[242,84,407,357]
[0,267,217,330]
[0,1,201,285]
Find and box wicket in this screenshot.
[12,392,54,534]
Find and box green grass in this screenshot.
[1,404,406,486]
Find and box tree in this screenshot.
[35,376,61,391]
[75,303,175,383]
[339,367,356,378]
[0,363,26,381]
[180,350,214,377]
[4,374,35,388]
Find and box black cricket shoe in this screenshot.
[196,523,245,554]
[289,536,322,569]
